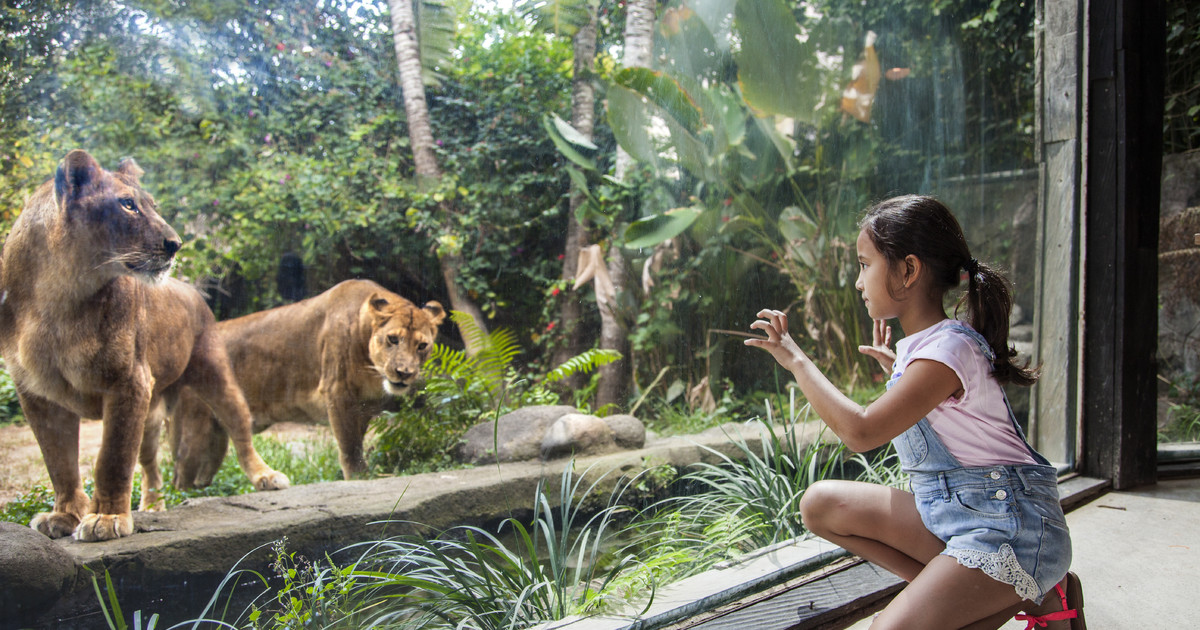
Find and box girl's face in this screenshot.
[855,228,904,320]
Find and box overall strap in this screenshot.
[941,321,1052,467]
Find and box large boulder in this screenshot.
[540,413,617,460]
[602,414,647,449]
[0,522,80,626]
[457,405,576,464]
[457,406,648,464]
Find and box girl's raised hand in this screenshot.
[858,318,896,373]
[745,308,807,372]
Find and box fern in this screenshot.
[545,348,622,383]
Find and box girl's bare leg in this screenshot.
[874,555,1025,629]
[799,479,945,580]
[800,480,1028,629]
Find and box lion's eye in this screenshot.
[417,342,429,352]
[119,198,140,214]
[387,335,399,346]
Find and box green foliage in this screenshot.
[619,404,905,587]
[0,484,55,527]
[370,311,622,475]
[244,538,359,628]
[91,569,161,630]
[1165,0,1200,153]
[1158,373,1200,443]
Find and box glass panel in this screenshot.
[1157,0,1200,452]
[0,3,1060,491]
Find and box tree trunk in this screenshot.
[554,5,599,386]
[387,0,487,352]
[596,0,656,409]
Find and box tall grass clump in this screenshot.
[622,390,905,581]
[176,462,648,629]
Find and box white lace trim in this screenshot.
[947,543,1040,601]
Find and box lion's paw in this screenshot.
[73,513,134,542]
[253,470,291,491]
[30,511,81,539]
[139,489,165,512]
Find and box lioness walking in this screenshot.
[0,149,289,542]
[170,279,445,484]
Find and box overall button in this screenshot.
[989,470,1002,480]
[995,489,1008,500]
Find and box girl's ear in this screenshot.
[902,254,922,289]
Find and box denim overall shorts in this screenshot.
[888,322,1072,603]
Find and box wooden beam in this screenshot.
[1081,0,1164,489]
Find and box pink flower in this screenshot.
[276,43,285,51]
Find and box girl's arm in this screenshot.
[745,309,961,452]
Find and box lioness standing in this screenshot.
[170,280,445,484]
[0,150,289,542]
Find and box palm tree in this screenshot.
[386,0,488,353]
[595,0,657,408]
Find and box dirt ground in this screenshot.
[0,419,328,508]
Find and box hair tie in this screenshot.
[964,258,979,276]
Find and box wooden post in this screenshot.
[1081,0,1164,489]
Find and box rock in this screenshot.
[456,405,576,465]
[602,414,646,449]
[0,522,80,626]
[541,413,617,460]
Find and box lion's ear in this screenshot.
[116,157,144,184]
[422,301,446,326]
[367,293,391,317]
[54,149,102,208]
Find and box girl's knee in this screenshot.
[799,479,844,532]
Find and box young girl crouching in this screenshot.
[746,195,1085,629]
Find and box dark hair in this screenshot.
[859,195,1038,386]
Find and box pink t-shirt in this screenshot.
[891,319,1037,467]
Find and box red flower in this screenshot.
[546,321,557,331]
[550,287,560,297]
[276,43,285,51]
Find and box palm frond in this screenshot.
[544,348,622,383]
[517,0,596,37]
[415,0,457,86]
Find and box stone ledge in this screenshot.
[7,421,822,630]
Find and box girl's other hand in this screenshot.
[745,308,807,372]
[858,318,896,374]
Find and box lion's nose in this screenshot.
[164,238,182,256]
[396,369,415,381]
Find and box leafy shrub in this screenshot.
[370,311,620,475]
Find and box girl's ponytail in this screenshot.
[958,259,1039,386]
[860,195,1039,386]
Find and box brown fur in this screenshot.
[170,279,445,483]
[0,150,289,542]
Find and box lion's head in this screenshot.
[364,294,446,395]
[54,149,182,283]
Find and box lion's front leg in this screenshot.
[22,394,90,539]
[75,381,152,541]
[328,398,373,480]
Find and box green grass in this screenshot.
[0,433,343,526]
